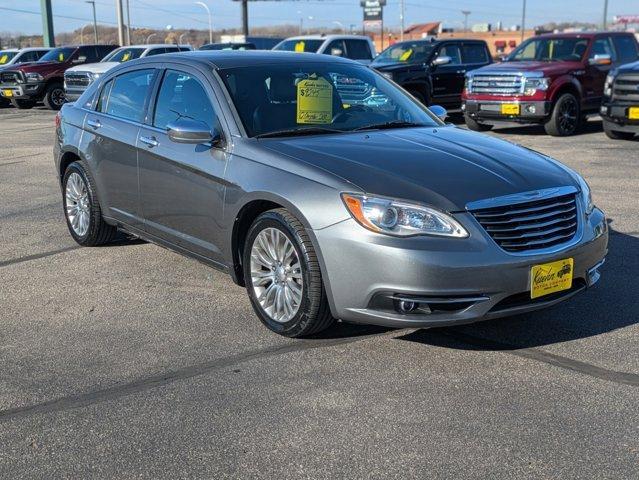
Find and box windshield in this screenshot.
[507,37,589,62]
[218,62,441,137]
[103,47,145,63]
[373,42,435,64]
[273,39,324,53]
[0,51,18,65]
[39,47,75,63]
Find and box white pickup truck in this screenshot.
[273,35,376,64]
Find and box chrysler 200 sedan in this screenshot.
[54,51,608,337]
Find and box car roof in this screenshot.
[127,50,358,69]
[115,44,190,49]
[281,35,371,41]
[534,31,635,40]
[1,48,20,52]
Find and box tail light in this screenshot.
[55,111,61,129]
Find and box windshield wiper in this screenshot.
[353,120,426,131]
[255,126,344,139]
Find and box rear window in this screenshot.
[462,44,488,64]
[613,35,639,64]
[98,69,155,123]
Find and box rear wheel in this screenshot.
[243,208,335,337]
[464,114,493,132]
[10,99,35,109]
[603,120,635,140]
[62,161,117,246]
[544,93,580,136]
[43,82,65,110]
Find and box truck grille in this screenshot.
[469,191,579,253]
[612,73,639,103]
[469,74,523,96]
[0,71,23,85]
[64,72,93,87]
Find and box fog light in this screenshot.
[525,105,536,114]
[461,103,466,111]
[600,106,607,115]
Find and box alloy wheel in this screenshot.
[65,172,90,237]
[52,88,65,107]
[558,97,578,134]
[250,227,303,323]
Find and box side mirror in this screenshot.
[330,48,344,57]
[167,118,221,145]
[431,55,451,67]
[589,54,612,66]
[429,105,447,121]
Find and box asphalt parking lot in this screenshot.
[0,106,638,479]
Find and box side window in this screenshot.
[462,44,488,64]
[18,51,37,63]
[438,44,462,65]
[153,70,217,131]
[590,37,616,61]
[612,36,639,64]
[97,46,115,60]
[100,69,155,122]
[344,40,373,60]
[78,46,99,63]
[146,48,167,56]
[164,47,179,53]
[326,40,346,57]
[96,79,113,113]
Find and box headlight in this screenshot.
[25,72,43,83]
[604,73,614,97]
[576,175,594,215]
[92,73,101,80]
[523,77,549,96]
[341,193,468,238]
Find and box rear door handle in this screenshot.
[139,135,159,148]
[87,119,101,129]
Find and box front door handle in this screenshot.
[87,119,101,129]
[139,135,159,148]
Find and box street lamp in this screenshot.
[297,10,303,35]
[333,21,345,33]
[462,10,471,32]
[179,32,188,45]
[195,1,213,45]
[85,0,98,43]
[146,32,157,44]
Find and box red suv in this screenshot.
[0,44,117,110]
[462,32,639,136]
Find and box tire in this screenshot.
[43,82,65,110]
[10,99,35,109]
[544,93,580,136]
[243,208,335,338]
[62,161,117,246]
[408,89,428,106]
[464,114,493,132]
[603,120,635,140]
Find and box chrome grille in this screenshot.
[64,72,93,87]
[0,71,23,84]
[469,74,523,96]
[612,73,639,102]
[469,191,579,253]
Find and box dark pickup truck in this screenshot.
[371,39,492,108]
[0,44,117,110]
[600,59,639,140]
[462,32,639,136]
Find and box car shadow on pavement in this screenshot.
[395,226,638,351]
[491,118,604,136]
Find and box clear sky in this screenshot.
[1,0,637,35]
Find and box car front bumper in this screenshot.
[600,103,639,133]
[0,82,45,100]
[313,208,608,328]
[463,99,551,123]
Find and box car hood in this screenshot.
[260,126,578,212]
[618,60,639,73]
[471,60,584,76]
[14,61,68,75]
[66,62,118,74]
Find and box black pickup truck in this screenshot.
[371,38,492,108]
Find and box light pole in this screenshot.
[400,0,405,41]
[146,32,157,44]
[520,0,526,42]
[125,0,131,45]
[462,10,471,33]
[80,24,89,44]
[86,1,98,43]
[602,0,609,29]
[307,16,314,35]
[333,21,345,33]
[179,32,188,45]
[195,1,213,45]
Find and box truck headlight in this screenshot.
[92,73,101,80]
[25,72,43,83]
[523,77,549,96]
[604,73,614,97]
[341,193,468,238]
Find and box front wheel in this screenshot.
[544,93,580,136]
[243,209,334,337]
[464,114,493,132]
[603,120,635,140]
[43,82,65,110]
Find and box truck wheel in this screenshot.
[544,93,580,136]
[603,120,635,140]
[43,82,65,110]
[464,114,493,132]
[10,99,35,109]
[243,208,335,338]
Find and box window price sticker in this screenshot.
[296,75,333,124]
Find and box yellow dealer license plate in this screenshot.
[501,103,520,115]
[628,107,639,120]
[2,89,13,97]
[530,258,573,299]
